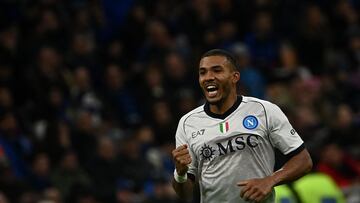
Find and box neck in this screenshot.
[209,92,238,115]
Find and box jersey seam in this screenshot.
[183,110,205,135]
[243,100,274,147]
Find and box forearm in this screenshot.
[270,149,313,186]
[172,178,194,201]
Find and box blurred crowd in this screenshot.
[0,0,359,202]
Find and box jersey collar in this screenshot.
[204,95,242,120]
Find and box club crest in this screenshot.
[243,115,258,130]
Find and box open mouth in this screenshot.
[206,85,219,98]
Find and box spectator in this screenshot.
[0,110,31,180]
[329,104,360,158]
[296,4,332,74]
[72,110,98,165]
[316,143,360,188]
[51,151,91,200]
[28,153,52,192]
[87,137,120,202]
[101,64,141,126]
[244,11,279,71]
[118,136,154,189]
[231,42,265,98]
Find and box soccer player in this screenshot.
[172,49,313,203]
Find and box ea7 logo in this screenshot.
[290,129,296,135]
[192,129,205,138]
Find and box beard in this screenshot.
[203,83,232,105]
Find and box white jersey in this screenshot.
[175,96,304,203]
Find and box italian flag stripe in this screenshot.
[220,122,229,133]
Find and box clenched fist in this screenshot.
[237,177,275,202]
[172,144,192,175]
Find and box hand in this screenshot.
[172,144,192,175]
[237,177,275,202]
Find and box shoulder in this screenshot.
[242,96,278,111]
[178,105,205,125]
[241,96,286,120]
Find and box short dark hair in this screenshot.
[201,49,239,71]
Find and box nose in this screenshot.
[203,71,215,81]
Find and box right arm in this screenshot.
[172,144,195,201]
[172,177,194,201]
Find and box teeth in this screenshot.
[207,85,216,90]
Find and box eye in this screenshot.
[213,67,223,73]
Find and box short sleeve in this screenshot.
[267,103,304,155]
[175,117,198,176]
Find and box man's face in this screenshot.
[199,55,239,104]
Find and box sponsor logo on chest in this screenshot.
[199,133,260,161]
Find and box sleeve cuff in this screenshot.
[188,173,196,182]
[284,143,305,159]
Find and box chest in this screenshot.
[185,114,269,161]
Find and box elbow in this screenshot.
[306,158,313,173]
[298,149,313,174]
[305,152,313,173]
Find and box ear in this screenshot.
[233,71,240,83]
